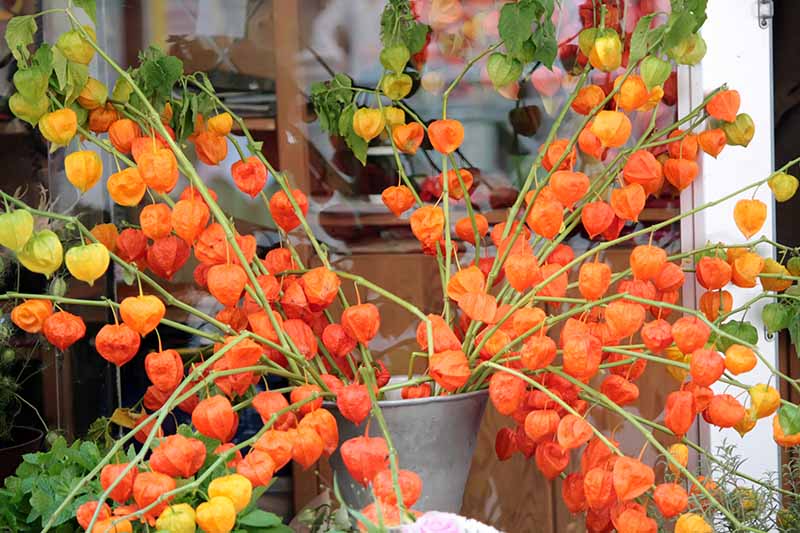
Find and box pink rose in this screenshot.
[404,512,462,533]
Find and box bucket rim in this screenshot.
[324,387,488,409]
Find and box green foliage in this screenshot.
[296,503,356,533]
[309,75,367,165]
[72,0,97,25]
[5,15,37,64]
[0,437,104,532]
[780,404,800,435]
[715,320,758,352]
[129,46,184,113]
[379,0,429,55]
[498,0,556,68]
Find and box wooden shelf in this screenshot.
[233,117,276,132]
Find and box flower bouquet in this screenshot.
[2,0,800,532]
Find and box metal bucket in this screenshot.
[325,387,488,513]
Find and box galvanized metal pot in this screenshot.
[325,387,488,513]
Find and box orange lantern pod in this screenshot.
[144,349,183,392]
[90,223,119,253]
[707,394,746,428]
[192,395,238,441]
[416,314,461,352]
[696,256,732,289]
[428,119,464,154]
[139,203,172,240]
[458,292,497,323]
[491,220,531,245]
[503,254,542,292]
[607,351,647,380]
[269,189,309,232]
[179,185,218,206]
[132,471,175,521]
[302,267,341,310]
[511,306,547,338]
[280,279,309,320]
[671,316,711,353]
[358,503,402,531]
[665,390,696,437]
[699,289,732,321]
[439,168,473,200]
[732,252,765,288]
[409,205,445,246]
[206,264,248,307]
[563,334,603,381]
[290,384,323,415]
[402,383,432,400]
[557,414,593,449]
[667,130,699,160]
[591,110,632,148]
[706,89,740,122]
[733,199,767,238]
[495,427,516,460]
[11,299,53,333]
[538,263,568,298]
[524,409,559,441]
[605,301,645,339]
[171,199,210,244]
[526,196,564,239]
[263,247,296,274]
[253,429,294,469]
[88,104,118,133]
[131,136,165,163]
[773,415,800,447]
[392,122,425,154]
[521,335,557,370]
[381,185,416,217]
[654,262,685,292]
[578,262,611,300]
[216,306,249,331]
[578,123,605,160]
[610,183,646,221]
[321,323,357,358]
[550,170,590,209]
[640,319,672,353]
[147,235,190,280]
[582,201,615,239]
[283,318,318,359]
[108,119,141,154]
[214,442,244,469]
[342,302,380,344]
[690,348,725,386]
[535,441,569,480]
[686,380,714,412]
[194,224,256,267]
[601,374,639,406]
[542,139,577,171]
[572,85,606,115]
[725,344,757,375]
[237,449,276,486]
[454,213,489,244]
[116,228,148,264]
[581,435,618,474]
[622,150,663,195]
[562,472,587,514]
[664,158,699,191]
[107,168,146,207]
[100,463,137,504]
[654,483,688,518]
[43,311,86,351]
[138,148,179,194]
[446,264,485,301]
[337,383,372,425]
[149,434,206,478]
[373,469,423,507]
[613,75,649,112]
[583,467,615,510]
[340,435,390,486]
[429,349,471,391]
[612,456,655,501]
[96,323,141,367]
[629,245,667,281]
[613,508,657,533]
[120,294,166,336]
[298,408,339,455]
[252,390,297,430]
[193,131,228,165]
[698,128,726,158]
[489,372,526,416]
[231,156,268,198]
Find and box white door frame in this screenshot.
[679,0,779,483]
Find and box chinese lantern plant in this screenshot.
[3,1,800,532]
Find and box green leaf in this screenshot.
[339,105,367,165]
[52,48,68,91]
[5,15,37,63]
[238,509,282,528]
[789,309,800,356]
[715,320,758,352]
[487,53,521,89]
[629,14,656,64]
[663,11,695,50]
[379,0,429,56]
[498,1,536,56]
[531,19,557,68]
[72,0,97,25]
[64,62,89,105]
[780,403,800,435]
[762,302,791,334]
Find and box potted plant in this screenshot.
[2,0,800,532]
